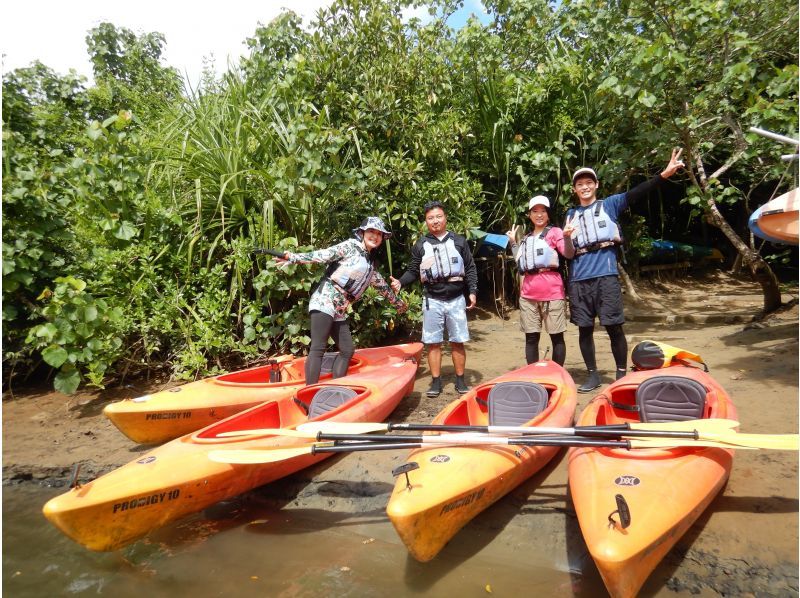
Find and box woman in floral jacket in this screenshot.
[277,216,407,384]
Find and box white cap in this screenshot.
[572,167,598,183]
[528,195,550,210]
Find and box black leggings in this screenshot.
[525,332,566,366]
[305,310,355,384]
[578,324,627,371]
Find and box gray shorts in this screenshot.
[519,298,568,334]
[422,295,470,344]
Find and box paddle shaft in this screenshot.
[323,435,631,448]
[254,248,287,258]
[370,423,702,439]
[321,431,796,450]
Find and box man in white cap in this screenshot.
[563,148,685,392]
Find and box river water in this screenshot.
[4,484,593,597]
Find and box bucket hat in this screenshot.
[353,216,392,239]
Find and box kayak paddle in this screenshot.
[295,430,795,451]
[208,433,771,465]
[213,421,798,450]
[253,248,288,258]
[220,418,740,439]
[295,418,742,438]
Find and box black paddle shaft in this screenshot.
[380,423,699,440]
[254,248,287,258]
[318,434,632,449]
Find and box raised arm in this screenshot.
[626,147,686,205]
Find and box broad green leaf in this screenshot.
[114,221,137,240]
[83,305,99,322]
[54,368,81,395]
[42,345,69,368]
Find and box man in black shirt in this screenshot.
[391,201,478,397]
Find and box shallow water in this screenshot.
[4,484,593,597]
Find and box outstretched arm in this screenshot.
[626,147,686,204]
[372,272,407,313]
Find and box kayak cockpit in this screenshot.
[438,381,561,428]
[193,384,370,443]
[214,354,365,386]
[591,374,722,427]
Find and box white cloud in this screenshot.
[0,0,331,87]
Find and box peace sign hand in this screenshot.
[505,225,520,244]
[661,147,685,179]
[562,213,578,238]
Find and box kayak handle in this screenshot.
[608,493,631,530]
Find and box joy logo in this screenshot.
[614,475,640,487]
[136,456,157,465]
[430,455,450,463]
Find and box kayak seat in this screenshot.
[636,376,707,423]
[319,352,340,376]
[307,386,358,419]
[488,382,549,426]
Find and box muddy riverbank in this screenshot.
[4,271,798,596]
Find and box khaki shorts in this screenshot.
[519,298,567,334]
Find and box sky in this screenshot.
[1,1,489,89]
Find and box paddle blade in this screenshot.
[215,428,316,439]
[297,421,389,435]
[629,419,740,433]
[702,432,799,450]
[629,438,756,450]
[208,447,314,464]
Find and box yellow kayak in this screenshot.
[386,360,577,561]
[43,358,419,551]
[104,343,423,444]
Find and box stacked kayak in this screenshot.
[104,343,423,444]
[568,366,737,598]
[749,188,798,245]
[386,360,577,562]
[643,240,723,265]
[43,356,419,551]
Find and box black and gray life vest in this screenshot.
[326,250,374,301]
[570,200,622,255]
[419,237,466,284]
[515,226,559,273]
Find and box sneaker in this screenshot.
[426,377,442,397]
[578,370,601,394]
[454,375,470,395]
[615,368,627,380]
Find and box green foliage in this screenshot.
[86,22,181,119]
[3,0,797,392]
[25,276,124,394]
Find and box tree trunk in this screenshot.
[705,202,782,313]
[617,262,642,303]
[689,151,783,315]
[730,252,743,274]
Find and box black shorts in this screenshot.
[568,275,625,327]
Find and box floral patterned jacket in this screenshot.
[288,238,406,321]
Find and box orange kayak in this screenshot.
[758,187,798,244]
[43,357,419,551]
[568,366,737,598]
[104,342,423,444]
[386,361,577,561]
